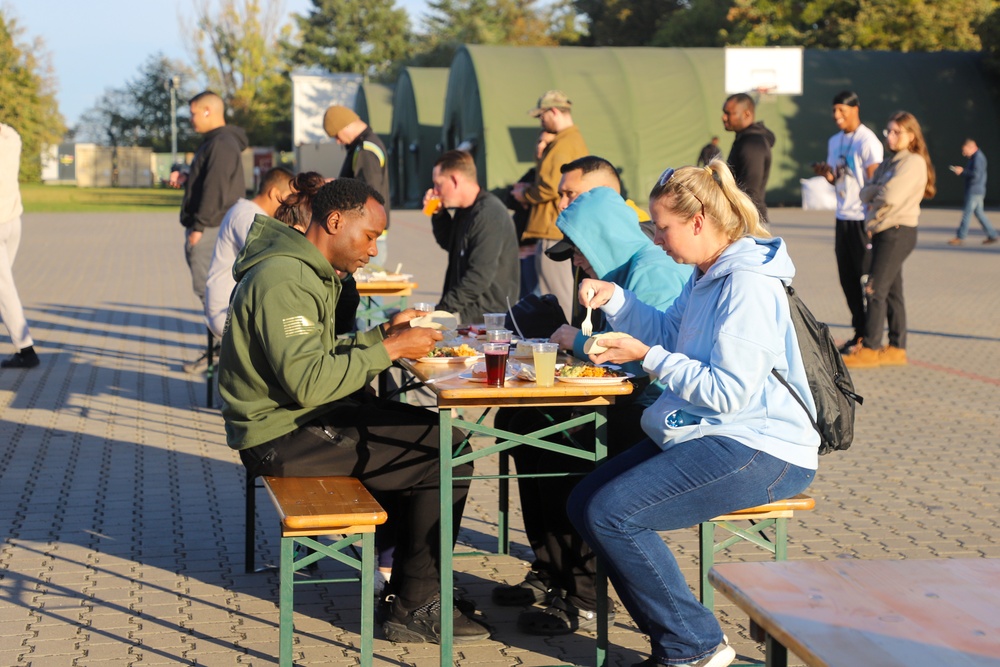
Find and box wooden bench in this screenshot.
[699,493,815,611]
[262,476,387,667]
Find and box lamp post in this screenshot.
[169,76,179,165]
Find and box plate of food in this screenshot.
[511,338,549,359]
[556,364,634,384]
[417,344,483,364]
[460,360,521,382]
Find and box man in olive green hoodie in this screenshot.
[219,178,489,644]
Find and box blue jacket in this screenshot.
[603,236,820,470]
[965,150,988,196]
[557,187,692,400]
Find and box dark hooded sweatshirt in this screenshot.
[728,121,775,222]
[180,124,249,232]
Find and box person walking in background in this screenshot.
[566,161,818,667]
[322,106,392,262]
[0,123,39,369]
[424,150,520,324]
[843,111,936,369]
[203,166,294,341]
[180,91,248,372]
[811,91,884,353]
[512,91,589,321]
[948,138,999,245]
[696,136,721,167]
[722,93,774,222]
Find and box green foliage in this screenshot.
[652,0,732,47]
[572,0,678,46]
[978,5,1000,76]
[76,54,198,153]
[184,0,293,147]
[0,9,65,182]
[284,0,413,80]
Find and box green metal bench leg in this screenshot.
[700,521,716,610]
[279,536,295,667]
[775,517,788,560]
[360,532,375,667]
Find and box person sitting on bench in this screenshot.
[218,178,489,645]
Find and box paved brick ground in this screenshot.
[1,206,997,666]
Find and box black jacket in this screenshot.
[728,122,775,222]
[432,190,520,324]
[340,126,391,227]
[181,125,249,232]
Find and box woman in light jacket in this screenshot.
[566,160,818,667]
[844,110,935,368]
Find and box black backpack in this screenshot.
[772,285,864,455]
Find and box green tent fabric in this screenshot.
[442,45,1000,207]
[354,82,394,148]
[389,67,449,207]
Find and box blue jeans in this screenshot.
[956,194,999,240]
[567,437,815,664]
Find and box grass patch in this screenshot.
[22,184,185,213]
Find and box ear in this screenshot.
[691,213,706,235]
[325,210,342,234]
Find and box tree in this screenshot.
[76,54,199,153]
[652,0,732,47]
[572,0,678,46]
[0,9,65,182]
[183,0,293,147]
[284,0,413,80]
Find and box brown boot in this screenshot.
[842,346,882,368]
[879,345,908,366]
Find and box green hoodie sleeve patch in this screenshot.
[283,315,317,337]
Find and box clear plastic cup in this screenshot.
[532,343,559,387]
[423,196,442,216]
[483,313,506,331]
[483,342,508,387]
[486,329,512,344]
[412,302,435,314]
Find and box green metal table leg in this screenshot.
[765,633,788,667]
[594,405,608,667]
[439,408,454,667]
[279,536,295,667]
[497,452,510,555]
[360,531,374,667]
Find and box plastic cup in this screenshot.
[483,313,506,331]
[483,342,509,387]
[486,328,512,344]
[423,196,442,216]
[412,302,435,314]
[532,343,559,387]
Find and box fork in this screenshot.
[581,287,595,337]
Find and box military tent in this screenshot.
[389,67,449,206]
[442,45,1000,206]
[354,82,394,149]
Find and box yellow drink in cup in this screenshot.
[533,343,559,387]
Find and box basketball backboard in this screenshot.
[724,47,803,96]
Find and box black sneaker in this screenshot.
[1,347,39,369]
[492,570,559,606]
[633,642,735,667]
[383,594,491,644]
[837,336,862,355]
[517,596,615,636]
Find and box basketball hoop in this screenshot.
[753,85,778,104]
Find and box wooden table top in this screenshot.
[356,280,417,297]
[398,353,633,409]
[709,558,1000,667]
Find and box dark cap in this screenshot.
[544,237,576,262]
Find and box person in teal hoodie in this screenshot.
[219,179,490,645]
[495,187,692,636]
[567,161,818,667]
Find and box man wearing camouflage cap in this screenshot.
[512,90,588,321]
[324,105,392,254]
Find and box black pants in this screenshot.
[240,396,471,610]
[862,225,918,350]
[835,218,871,341]
[495,396,648,610]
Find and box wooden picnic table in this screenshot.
[709,558,1000,667]
[397,353,633,667]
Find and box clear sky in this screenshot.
[9,0,433,129]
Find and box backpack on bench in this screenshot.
[772,285,864,455]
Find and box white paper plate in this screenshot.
[557,372,634,385]
[416,355,483,364]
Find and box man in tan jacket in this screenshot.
[513,91,588,321]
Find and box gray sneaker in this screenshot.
[383,594,490,644]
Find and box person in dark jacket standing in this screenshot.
[423,150,519,324]
[722,93,775,222]
[323,106,392,260]
[181,91,249,305]
[948,138,999,245]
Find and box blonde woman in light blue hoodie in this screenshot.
[567,160,818,667]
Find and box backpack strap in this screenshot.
[771,368,821,437]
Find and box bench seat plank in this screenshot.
[711,493,815,520]
[264,476,388,532]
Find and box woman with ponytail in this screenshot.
[565,160,818,667]
[843,110,935,368]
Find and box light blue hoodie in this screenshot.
[603,236,820,470]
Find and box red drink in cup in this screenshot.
[483,342,508,387]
